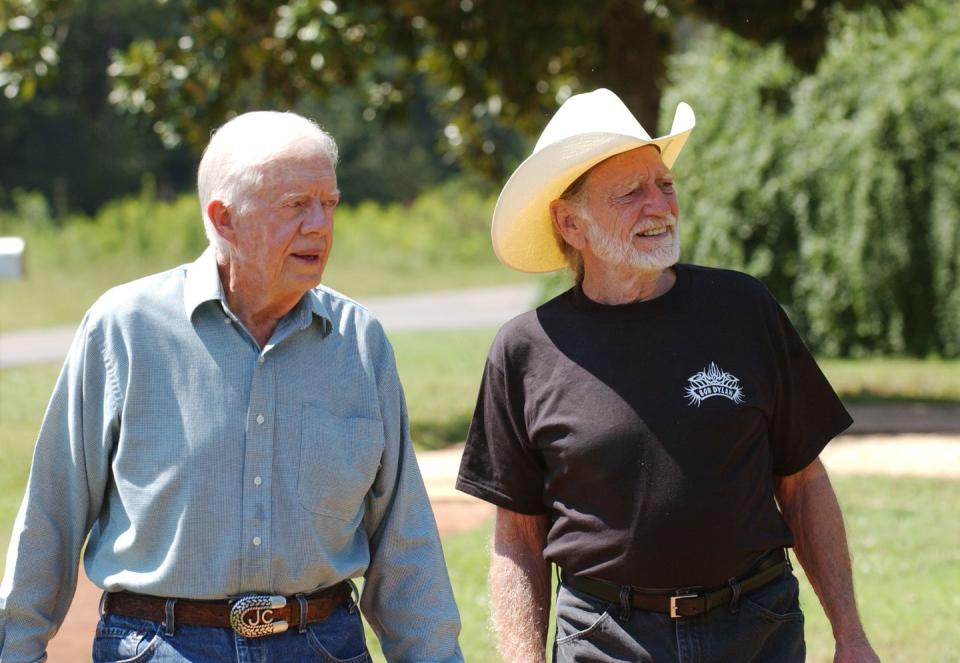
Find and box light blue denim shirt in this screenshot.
[0,249,463,662]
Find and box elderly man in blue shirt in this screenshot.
[0,111,463,662]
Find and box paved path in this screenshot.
[0,283,540,368]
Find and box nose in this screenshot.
[301,200,332,234]
[642,185,672,218]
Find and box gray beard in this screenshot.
[583,212,680,272]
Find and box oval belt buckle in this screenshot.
[230,595,288,637]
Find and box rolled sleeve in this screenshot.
[0,314,120,661]
[360,336,463,663]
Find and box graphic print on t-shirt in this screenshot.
[684,362,746,406]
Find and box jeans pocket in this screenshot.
[555,584,613,645]
[304,605,372,662]
[92,615,163,663]
[741,571,805,623]
[298,403,384,521]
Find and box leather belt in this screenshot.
[561,549,788,619]
[102,582,352,638]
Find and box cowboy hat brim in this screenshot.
[491,101,695,273]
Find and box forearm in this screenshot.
[776,459,872,652]
[361,453,463,662]
[489,509,550,663]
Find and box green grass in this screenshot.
[0,362,62,564]
[391,328,497,450]
[0,329,498,562]
[1,360,958,661]
[0,184,524,332]
[820,357,960,403]
[0,256,523,333]
[796,475,960,663]
[362,524,496,662]
[364,476,959,663]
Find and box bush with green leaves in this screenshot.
[663,0,960,357]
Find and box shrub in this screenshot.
[662,0,960,357]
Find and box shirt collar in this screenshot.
[183,248,333,337]
[183,247,224,319]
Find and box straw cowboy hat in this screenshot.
[491,88,696,273]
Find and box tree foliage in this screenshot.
[664,0,960,357]
[0,0,197,214]
[4,0,909,180]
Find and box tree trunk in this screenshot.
[592,1,670,133]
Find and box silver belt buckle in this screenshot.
[670,593,697,619]
[230,595,289,637]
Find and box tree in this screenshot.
[4,0,909,180]
[662,0,959,357]
[0,0,197,214]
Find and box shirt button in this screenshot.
[256,414,264,425]
[258,356,265,364]
[253,476,262,486]
[253,536,262,546]
[223,317,231,324]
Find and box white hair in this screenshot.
[196,111,339,256]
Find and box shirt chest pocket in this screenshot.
[298,403,385,522]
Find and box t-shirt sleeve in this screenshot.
[768,300,853,475]
[456,353,547,515]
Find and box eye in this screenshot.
[288,199,307,208]
[659,181,675,192]
[323,199,339,209]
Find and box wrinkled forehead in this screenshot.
[561,144,668,200]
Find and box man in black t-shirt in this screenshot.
[456,89,879,663]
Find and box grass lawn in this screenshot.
[0,329,500,560]
[1,355,958,662]
[819,357,960,403]
[1,336,956,559]
[0,259,525,333]
[363,476,959,663]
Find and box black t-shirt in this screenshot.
[456,264,852,588]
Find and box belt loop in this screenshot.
[98,592,109,618]
[346,579,359,614]
[163,598,177,636]
[617,585,632,621]
[296,593,309,634]
[727,577,742,613]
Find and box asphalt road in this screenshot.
[0,283,541,369]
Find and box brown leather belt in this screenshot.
[561,549,789,619]
[102,581,352,638]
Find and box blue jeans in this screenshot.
[553,567,805,663]
[92,600,371,662]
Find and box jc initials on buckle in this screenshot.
[230,595,289,637]
[670,593,697,619]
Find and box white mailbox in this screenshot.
[0,236,26,280]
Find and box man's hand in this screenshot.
[489,508,551,663]
[835,634,881,663]
[775,457,880,663]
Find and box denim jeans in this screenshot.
[92,600,371,663]
[553,567,805,663]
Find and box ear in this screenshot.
[550,199,587,250]
[207,199,237,245]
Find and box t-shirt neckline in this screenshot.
[568,263,689,318]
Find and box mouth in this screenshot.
[290,250,323,264]
[634,226,671,239]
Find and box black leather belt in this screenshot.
[561,549,788,619]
